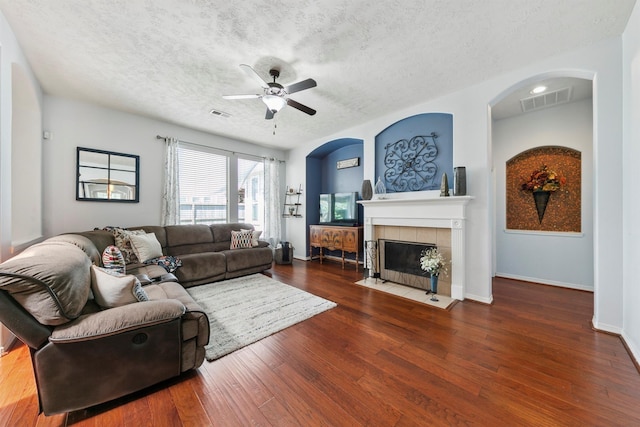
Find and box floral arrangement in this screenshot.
[520,164,566,193]
[419,247,448,277]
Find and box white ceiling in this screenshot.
[0,1,634,150]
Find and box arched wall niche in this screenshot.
[374,113,453,193]
[506,146,581,232]
[305,138,363,256]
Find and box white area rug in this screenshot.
[187,273,337,361]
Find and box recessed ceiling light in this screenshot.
[530,86,547,95]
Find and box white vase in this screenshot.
[374,176,386,198]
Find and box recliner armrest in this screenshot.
[49,299,186,343]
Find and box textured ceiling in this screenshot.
[0,1,635,149]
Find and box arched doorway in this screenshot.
[489,74,594,296]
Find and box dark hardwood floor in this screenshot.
[1,259,639,426]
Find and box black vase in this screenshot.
[454,166,466,196]
[533,190,551,224]
[361,179,373,200]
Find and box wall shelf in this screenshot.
[283,185,303,218]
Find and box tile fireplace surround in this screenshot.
[358,194,473,300]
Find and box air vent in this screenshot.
[209,109,231,118]
[520,87,572,113]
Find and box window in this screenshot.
[178,145,227,224]
[238,158,264,230]
[178,145,264,230]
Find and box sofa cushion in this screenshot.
[173,252,226,286]
[211,223,254,243]
[165,225,213,247]
[129,226,167,248]
[0,241,91,325]
[224,247,273,273]
[46,234,101,266]
[129,233,163,262]
[75,230,116,256]
[90,266,149,308]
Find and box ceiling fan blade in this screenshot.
[287,98,316,116]
[222,94,260,100]
[240,64,269,89]
[265,108,274,120]
[284,78,317,94]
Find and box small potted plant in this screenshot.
[419,247,448,301]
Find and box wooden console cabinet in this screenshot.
[309,225,363,271]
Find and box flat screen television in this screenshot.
[319,192,359,225]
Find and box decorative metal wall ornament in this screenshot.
[383,133,439,192]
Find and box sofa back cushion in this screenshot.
[164,224,215,256]
[46,234,101,266]
[211,223,254,243]
[129,226,167,248]
[75,230,116,255]
[0,241,91,325]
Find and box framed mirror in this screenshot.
[76,147,139,202]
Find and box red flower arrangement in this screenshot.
[521,165,566,193]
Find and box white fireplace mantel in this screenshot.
[358,194,473,300]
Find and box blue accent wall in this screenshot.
[375,113,453,192]
[305,138,363,257]
[321,145,363,193]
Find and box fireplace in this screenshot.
[359,194,472,300]
[380,239,436,291]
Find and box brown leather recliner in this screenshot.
[0,235,209,416]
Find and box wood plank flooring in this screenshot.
[1,260,639,426]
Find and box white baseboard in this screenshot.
[464,292,494,304]
[592,316,623,335]
[621,331,640,368]
[495,272,593,292]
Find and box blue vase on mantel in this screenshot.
[429,274,439,301]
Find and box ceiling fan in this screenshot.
[223,64,317,120]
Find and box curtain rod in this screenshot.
[156,135,284,163]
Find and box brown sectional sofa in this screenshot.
[0,222,273,415]
[77,223,274,287]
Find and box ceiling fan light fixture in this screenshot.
[262,95,287,113]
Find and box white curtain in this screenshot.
[263,158,282,246]
[161,137,180,226]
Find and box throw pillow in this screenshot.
[241,229,263,247]
[90,265,149,308]
[103,227,146,264]
[129,232,163,263]
[102,245,126,274]
[230,229,253,249]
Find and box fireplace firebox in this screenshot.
[379,239,436,290]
